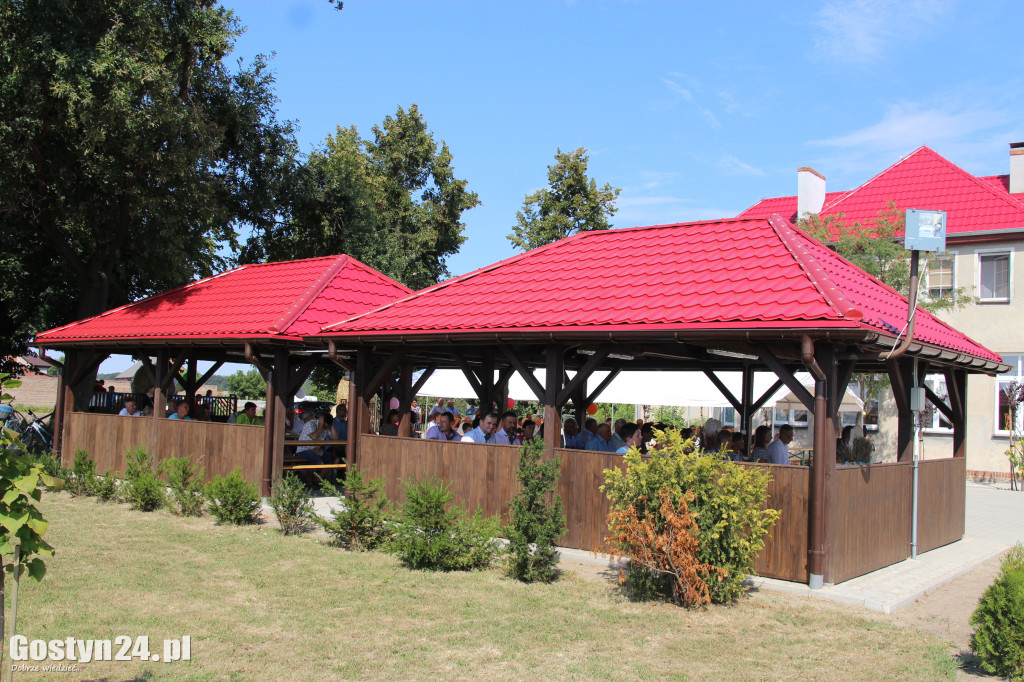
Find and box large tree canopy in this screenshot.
[241,104,479,290]
[507,148,620,251]
[0,0,296,363]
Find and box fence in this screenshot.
[64,412,263,484]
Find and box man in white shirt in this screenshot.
[118,398,140,416]
[766,424,794,465]
[462,413,498,444]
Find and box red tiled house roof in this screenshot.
[738,146,1024,238]
[34,255,412,345]
[319,216,1001,365]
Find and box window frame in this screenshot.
[922,375,953,434]
[927,252,956,300]
[976,248,1012,304]
[994,354,1024,437]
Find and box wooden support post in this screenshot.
[819,344,838,585]
[398,361,413,437]
[261,354,277,497]
[57,351,76,468]
[806,341,838,588]
[271,349,289,487]
[349,348,372,468]
[184,356,197,407]
[887,358,915,462]
[740,365,754,453]
[150,349,169,468]
[543,345,564,456]
[946,369,968,459]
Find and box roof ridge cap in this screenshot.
[768,215,864,321]
[269,256,350,334]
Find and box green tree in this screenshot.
[508,148,621,251]
[506,438,565,582]
[0,0,296,402]
[225,369,266,400]
[242,104,479,290]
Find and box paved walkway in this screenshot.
[557,482,1024,613]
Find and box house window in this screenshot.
[996,354,1024,435]
[840,411,860,428]
[864,398,879,432]
[927,254,955,299]
[713,406,736,428]
[773,407,808,428]
[923,375,952,432]
[979,252,1010,302]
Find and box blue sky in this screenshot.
[101,0,1024,372]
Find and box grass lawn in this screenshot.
[6,493,956,680]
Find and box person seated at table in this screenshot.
[680,427,693,441]
[424,411,462,441]
[836,425,854,462]
[378,409,400,436]
[615,423,644,454]
[716,429,733,457]
[168,400,193,420]
[700,418,721,451]
[236,401,263,426]
[193,404,211,422]
[495,411,520,446]
[462,412,498,444]
[581,418,599,444]
[639,423,654,454]
[610,418,627,450]
[730,432,747,460]
[748,425,771,462]
[118,398,141,417]
[461,422,474,437]
[766,424,794,465]
[296,410,327,464]
[563,418,587,449]
[587,423,616,452]
[521,419,537,442]
[446,399,460,418]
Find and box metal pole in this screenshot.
[911,356,921,559]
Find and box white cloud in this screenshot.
[813,0,955,63]
[811,102,1013,151]
[716,155,766,176]
[659,75,720,129]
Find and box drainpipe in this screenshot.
[802,336,828,590]
[880,251,921,360]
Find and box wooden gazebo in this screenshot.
[33,255,411,495]
[314,216,1006,587]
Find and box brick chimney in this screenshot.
[1011,142,1024,194]
[797,167,826,219]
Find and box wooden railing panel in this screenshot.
[917,458,966,553]
[553,448,623,552]
[831,462,913,583]
[65,413,263,486]
[743,464,809,583]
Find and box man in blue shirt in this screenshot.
[587,423,616,452]
[424,412,462,441]
[563,418,587,449]
[766,424,794,465]
[615,423,643,454]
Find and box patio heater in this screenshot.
[903,208,947,560]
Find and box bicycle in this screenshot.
[2,404,54,455]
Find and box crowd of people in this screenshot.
[386,397,801,464]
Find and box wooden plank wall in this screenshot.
[917,458,966,553]
[743,464,810,583]
[359,436,521,522]
[553,448,625,552]
[65,412,264,486]
[830,462,913,584]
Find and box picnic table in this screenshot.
[283,439,348,472]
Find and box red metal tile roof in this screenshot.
[738,147,1024,237]
[34,255,412,344]
[320,216,1001,363]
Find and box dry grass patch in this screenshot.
[4,493,957,680]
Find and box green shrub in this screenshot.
[506,438,565,582]
[603,428,780,604]
[205,467,262,525]
[91,469,119,502]
[122,446,164,512]
[319,468,391,550]
[970,544,1024,680]
[269,474,315,535]
[160,456,206,517]
[391,475,502,571]
[65,450,97,497]
[30,450,62,481]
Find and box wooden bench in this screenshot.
[283,463,347,472]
